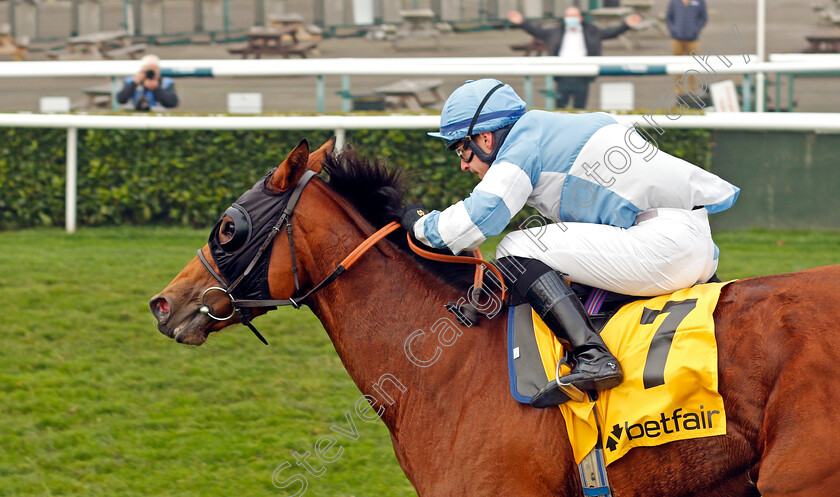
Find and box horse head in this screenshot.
[149,137,336,345]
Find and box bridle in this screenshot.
[196,169,323,344]
[196,169,507,345]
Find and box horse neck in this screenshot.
[281,182,576,493]
[289,182,497,421]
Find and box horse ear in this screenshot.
[306,136,336,173]
[270,139,310,192]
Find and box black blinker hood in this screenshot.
[208,168,295,302]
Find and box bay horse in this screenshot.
[150,139,840,497]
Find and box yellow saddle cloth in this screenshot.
[534,282,730,466]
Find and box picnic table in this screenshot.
[268,12,323,45]
[47,30,146,60]
[228,26,318,58]
[373,78,445,111]
[394,9,442,50]
[0,24,28,61]
[804,34,840,53]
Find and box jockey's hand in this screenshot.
[399,203,428,233]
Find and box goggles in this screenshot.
[454,142,475,162]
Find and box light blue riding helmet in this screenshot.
[428,79,526,148]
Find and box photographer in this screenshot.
[117,54,179,111]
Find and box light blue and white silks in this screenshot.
[414,111,739,296]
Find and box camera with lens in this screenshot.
[134,95,151,111]
[134,69,158,110]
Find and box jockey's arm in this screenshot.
[413,154,538,254]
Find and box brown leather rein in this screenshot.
[355,221,507,302]
[270,218,508,308]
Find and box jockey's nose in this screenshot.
[460,161,471,172]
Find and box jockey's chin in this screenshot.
[470,161,490,179]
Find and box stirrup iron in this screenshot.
[556,356,586,403]
[529,356,586,408]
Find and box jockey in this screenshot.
[399,78,739,405]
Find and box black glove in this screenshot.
[398,203,428,233]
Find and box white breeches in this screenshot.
[496,207,718,297]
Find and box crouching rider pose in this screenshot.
[399,79,739,404]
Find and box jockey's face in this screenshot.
[455,132,493,180]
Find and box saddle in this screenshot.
[505,275,721,405]
[509,279,730,464]
[504,283,630,405]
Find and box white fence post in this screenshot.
[335,127,345,150]
[66,127,77,234]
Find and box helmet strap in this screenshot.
[468,123,514,165]
[457,82,513,165]
[464,83,505,143]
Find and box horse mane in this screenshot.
[320,148,476,292]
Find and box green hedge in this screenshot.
[0,127,710,229]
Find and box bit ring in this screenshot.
[199,286,235,321]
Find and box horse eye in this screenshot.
[221,220,235,239]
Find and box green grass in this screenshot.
[713,230,840,279]
[0,227,413,497]
[1,227,839,496]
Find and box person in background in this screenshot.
[666,0,708,92]
[117,54,179,111]
[507,8,641,109]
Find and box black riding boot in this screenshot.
[526,271,623,398]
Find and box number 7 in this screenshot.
[639,299,698,389]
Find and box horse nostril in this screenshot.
[149,296,171,320]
